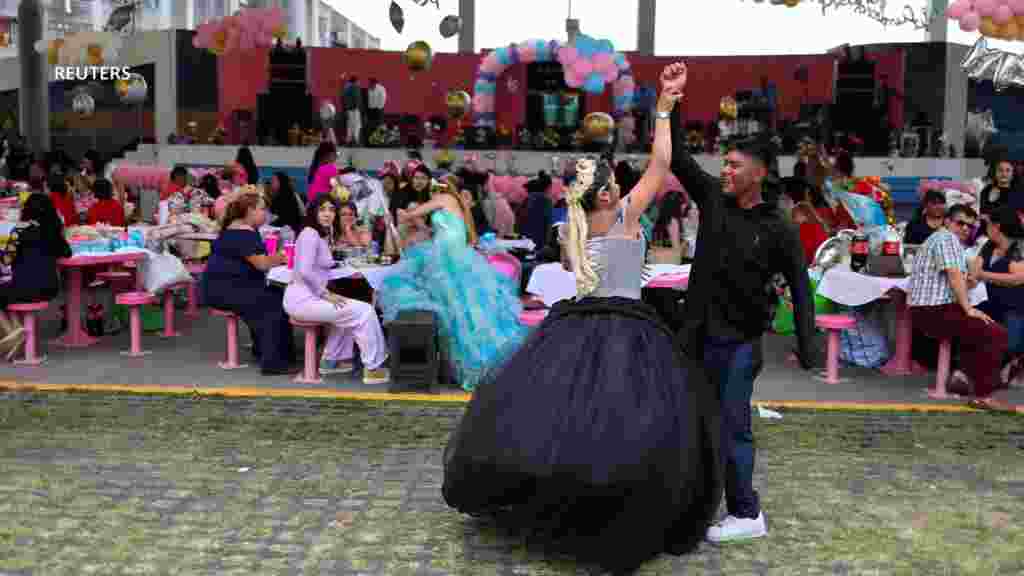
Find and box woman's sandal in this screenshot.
[967,398,1023,413]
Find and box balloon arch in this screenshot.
[471,36,637,127]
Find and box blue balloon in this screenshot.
[613,53,626,68]
[575,34,597,58]
[492,47,507,66]
[598,39,615,54]
[583,73,606,94]
[534,39,550,61]
[474,80,496,94]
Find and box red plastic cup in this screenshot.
[284,243,295,269]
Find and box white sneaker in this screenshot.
[706,512,767,543]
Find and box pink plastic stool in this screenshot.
[7,301,49,366]
[160,282,191,338]
[115,292,156,357]
[210,309,248,370]
[519,309,548,327]
[184,262,206,318]
[815,314,857,384]
[290,318,324,384]
[929,338,955,399]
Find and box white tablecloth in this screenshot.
[494,238,536,251]
[0,221,16,236]
[526,263,691,307]
[268,263,404,291]
[818,267,987,307]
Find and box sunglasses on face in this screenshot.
[951,219,976,229]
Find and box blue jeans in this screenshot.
[1007,312,1024,354]
[703,336,762,519]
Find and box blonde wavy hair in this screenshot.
[435,179,478,245]
[562,158,612,297]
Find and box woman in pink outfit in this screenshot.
[283,196,390,384]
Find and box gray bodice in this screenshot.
[585,233,648,300]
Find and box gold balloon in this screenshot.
[404,41,433,73]
[719,96,738,121]
[446,90,470,120]
[980,16,998,38]
[784,0,800,6]
[582,112,615,142]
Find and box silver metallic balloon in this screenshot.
[811,235,844,273]
[116,73,148,105]
[960,37,1024,92]
[320,101,336,122]
[72,92,95,118]
[389,1,404,34]
[439,15,462,38]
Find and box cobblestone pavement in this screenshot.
[0,390,1022,575]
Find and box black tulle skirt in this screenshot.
[443,297,723,573]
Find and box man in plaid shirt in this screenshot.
[908,204,1013,411]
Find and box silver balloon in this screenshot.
[389,1,404,34]
[439,15,462,38]
[960,37,1024,92]
[320,101,336,122]
[116,73,148,105]
[811,235,844,273]
[72,92,95,118]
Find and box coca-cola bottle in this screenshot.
[882,227,901,256]
[850,231,869,272]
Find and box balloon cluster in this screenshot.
[192,8,287,55]
[947,0,1024,40]
[35,31,122,66]
[472,38,635,126]
[446,90,471,120]
[556,34,630,94]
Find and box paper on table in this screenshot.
[525,262,693,307]
[818,268,988,307]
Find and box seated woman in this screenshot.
[380,180,527,391]
[791,201,829,265]
[86,178,125,226]
[0,194,72,361]
[201,191,295,375]
[284,197,390,383]
[970,205,1024,380]
[48,174,78,226]
[338,202,371,247]
[268,171,303,235]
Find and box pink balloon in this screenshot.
[1011,0,1024,15]
[960,11,981,30]
[945,2,967,19]
[575,60,594,77]
[602,67,618,83]
[994,4,1013,22]
[975,0,997,16]
[481,56,503,75]
[472,93,495,113]
[592,52,614,72]
[518,45,536,63]
[558,46,578,63]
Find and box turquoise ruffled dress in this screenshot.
[377,209,528,391]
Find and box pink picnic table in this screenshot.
[55,252,148,347]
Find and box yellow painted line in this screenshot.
[1,380,1012,413]
[0,381,471,403]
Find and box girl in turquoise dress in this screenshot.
[378,182,528,391]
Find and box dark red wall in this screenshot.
[217,47,901,130]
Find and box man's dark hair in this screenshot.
[922,189,945,206]
[834,152,855,177]
[989,205,1024,238]
[733,136,778,171]
[170,165,188,181]
[946,203,977,221]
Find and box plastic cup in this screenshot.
[264,235,279,256]
[284,243,295,269]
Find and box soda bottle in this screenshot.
[882,227,900,256]
[850,231,869,272]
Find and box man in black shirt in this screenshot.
[662,62,817,543]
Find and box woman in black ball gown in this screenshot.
[442,65,722,574]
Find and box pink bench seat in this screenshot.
[7,301,49,365]
[815,314,857,384]
[290,318,325,384]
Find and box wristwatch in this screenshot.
[655,111,672,120]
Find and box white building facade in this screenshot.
[0,0,378,59]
